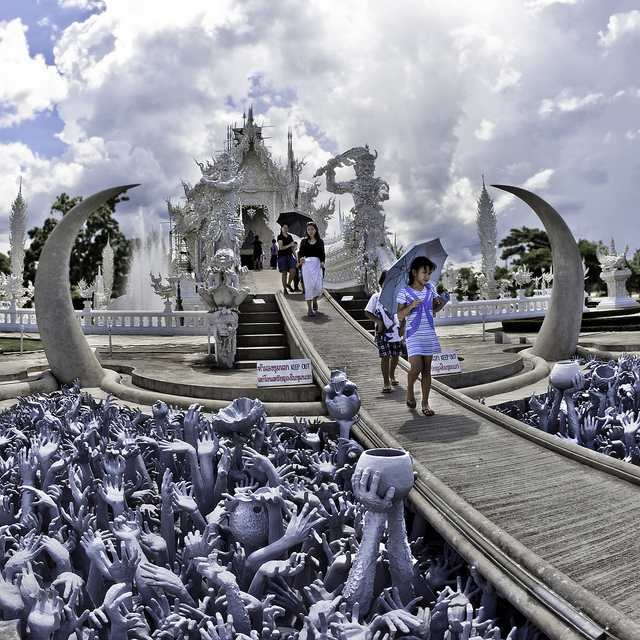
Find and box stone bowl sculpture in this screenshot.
[549,361,581,389]
[210,397,265,436]
[593,364,616,390]
[354,448,415,500]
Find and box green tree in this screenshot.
[457,267,479,298]
[498,226,552,276]
[0,252,9,274]
[24,193,132,306]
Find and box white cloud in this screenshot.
[58,0,105,9]
[523,169,554,191]
[475,120,496,141]
[3,0,640,264]
[525,0,580,10]
[538,90,606,116]
[0,19,67,126]
[598,10,640,48]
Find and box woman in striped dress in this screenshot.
[397,256,449,416]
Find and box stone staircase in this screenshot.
[331,292,375,334]
[235,294,290,367]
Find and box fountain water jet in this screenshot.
[109,210,170,311]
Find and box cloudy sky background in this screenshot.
[1,0,640,269]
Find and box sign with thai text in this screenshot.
[257,359,313,386]
[431,350,462,375]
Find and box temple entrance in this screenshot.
[241,204,271,269]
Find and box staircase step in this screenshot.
[239,299,279,313]
[237,322,284,335]
[239,311,282,324]
[237,334,288,347]
[235,345,290,362]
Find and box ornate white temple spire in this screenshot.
[9,178,27,281]
[476,176,499,299]
[0,178,33,306]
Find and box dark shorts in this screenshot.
[375,334,403,358]
[278,254,297,272]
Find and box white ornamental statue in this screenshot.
[315,145,395,294]
[596,238,638,309]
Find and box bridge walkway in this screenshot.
[280,287,640,640]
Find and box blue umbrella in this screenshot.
[378,239,448,317]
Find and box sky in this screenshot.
[1,0,640,270]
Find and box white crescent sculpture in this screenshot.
[492,185,583,361]
[35,184,139,387]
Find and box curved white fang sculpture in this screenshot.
[492,185,583,361]
[35,184,139,386]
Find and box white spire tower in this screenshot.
[476,176,499,299]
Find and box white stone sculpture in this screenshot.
[441,261,458,294]
[596,238,637,309]
[513,266,533,287]
[150,272,175,312]
[316,145,395,294]
[0,181,33,307]
[542,266,554,292]
[476,178,499,299]
[211,307,240,368]
[95,242,115,309]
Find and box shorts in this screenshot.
[278,254,297,272]
[375,334,403,358]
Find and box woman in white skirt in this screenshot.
[298,222,325,316]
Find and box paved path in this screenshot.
[283,287,640,637]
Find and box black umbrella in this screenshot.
[276,211,314,238]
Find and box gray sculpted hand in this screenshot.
[352,466,395,513]
[27,591,64,640]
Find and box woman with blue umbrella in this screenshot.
[396,256,449,416]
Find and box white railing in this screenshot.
[435,292,551,325]
[76,310,214,335]
[1,291,555,335]
[0,306,214,336]
[0,306,39,332]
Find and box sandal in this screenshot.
[422,407,435,416]
[382,385,392,393]
[307,311,315,317]
[406,398,417,409]
[313,301,318,311]
[390,378,399,385]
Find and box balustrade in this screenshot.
[0,293,555,334]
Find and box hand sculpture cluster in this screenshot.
[0,383,540,639]
[496,353,640,464]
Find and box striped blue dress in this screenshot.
[397,283,442,357]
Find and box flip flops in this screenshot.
[390,378,399,385]
[422,407,435,416]
[406,398,417,409]
[307,311,315,317]
[382,385,392,393]
[313,301,318,311]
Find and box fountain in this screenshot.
[108,213,170,311]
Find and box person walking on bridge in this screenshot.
[278,224,297,294]
[397,256,449,416]
[365,269,404,393]
[298,222,325,316]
